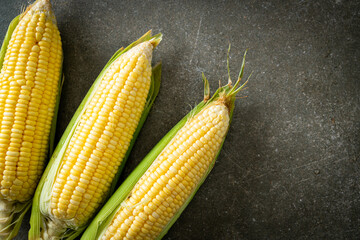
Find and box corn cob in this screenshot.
[0,0,62,238]
[81,50,250,240]
[29,31,162,240]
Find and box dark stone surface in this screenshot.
[1,0,359,239]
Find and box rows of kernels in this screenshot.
[101,103,230,240]
[50,41,153,227]
[0,7,62,202]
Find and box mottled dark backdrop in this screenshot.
[0,0,359,239]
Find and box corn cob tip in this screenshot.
[149,33,162,48]
[22,0,56,23]
[133,30,162,49]
[27,0,52,13]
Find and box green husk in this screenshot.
[0,10,64,239]
[29,31,162,240]
[81,51,249,240]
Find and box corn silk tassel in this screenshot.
[81,48,250,240]
[0,0,63,239]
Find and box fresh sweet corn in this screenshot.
[82,51,249,240]
[103,101,229,240]
[29,31,162,240]
[50,40,154,227]
[0,0,62,238]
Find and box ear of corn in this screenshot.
[81,52,249,240]
[0,0,63,238]
[29,31,162,240]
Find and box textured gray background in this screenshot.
[1,0,359,239]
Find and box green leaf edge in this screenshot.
[29,31,162,240]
